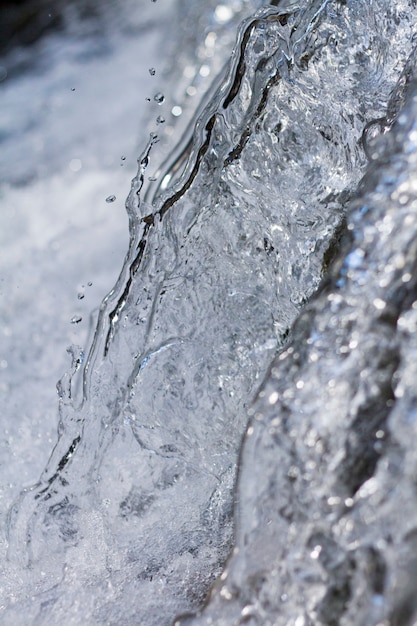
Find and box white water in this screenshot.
[2,1,417,624]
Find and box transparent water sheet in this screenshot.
[2,1,417,624]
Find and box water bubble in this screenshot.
[71,87,75,92]
[121,155,126,161]
[156,115,165,125]
[362,117,389,160]
[171,105,182,117]
[149,68,156,76]
[77,292,85,300]
[106,195,116,203]
[154,92,165,104]
[70,315,82,324]
[87,281,93,287]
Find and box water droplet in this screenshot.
[149,67,156,76]
[199,64,210,78]
[145,97,151,102]
[106,195,116,203]
[154,92,165,104]
[156,115,165,125]
[214,5,233,24]
[87,281,93,287]
[71,87,75,92]
[171,105,182,117]
[77,292,85,300]
[70,315,82,324]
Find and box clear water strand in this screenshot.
[6,134,159,570]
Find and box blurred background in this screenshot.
[0,0,179,505]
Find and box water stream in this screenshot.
[2,1,417,624]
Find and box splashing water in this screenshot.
[3,1,417,625]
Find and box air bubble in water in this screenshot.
[362,117,389,161]
[106,195,116,203]
[70,315,82,324]
[149,68,156,76]
[156,115,165,124]
[154,92,165,104]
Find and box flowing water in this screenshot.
[2,1,417,624]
